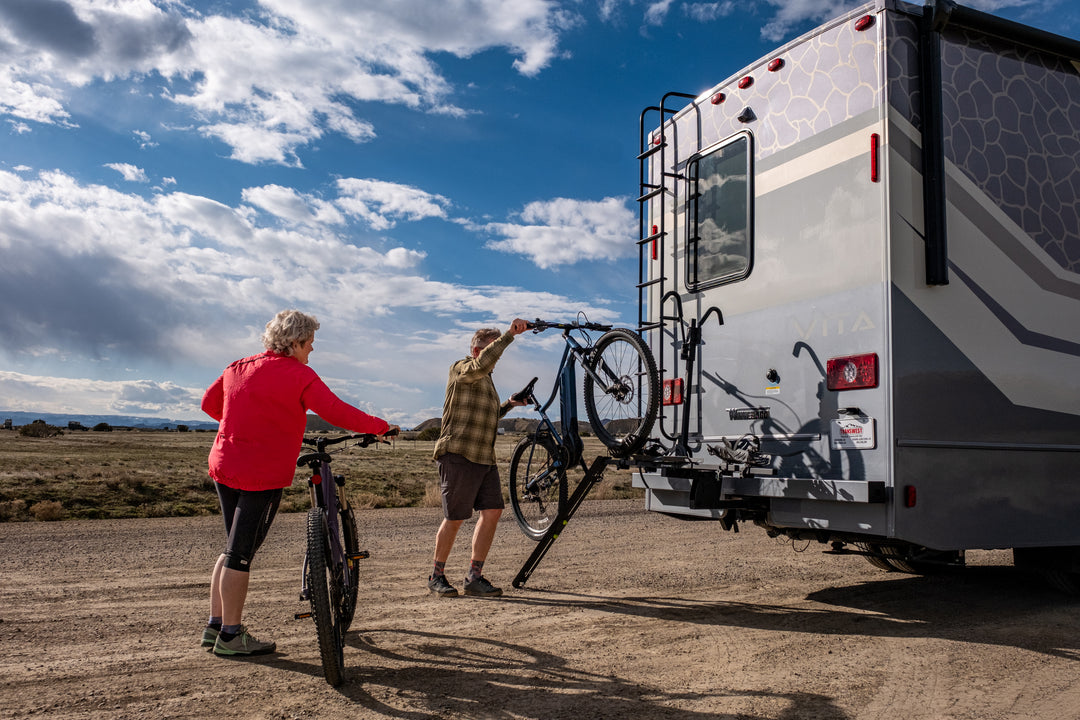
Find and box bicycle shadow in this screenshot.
[503,565,1080,662]
[323,627,848,719]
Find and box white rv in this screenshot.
[633,0,1080,586]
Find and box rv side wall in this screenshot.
[886,11,1080,549]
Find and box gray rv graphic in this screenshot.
[632,0,1080,586]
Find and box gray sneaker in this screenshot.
[201,626,219,649]
[427,574,459,597]
[212,626,276,656]
[463,576,502,597]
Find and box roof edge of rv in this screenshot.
[935,0,1080,61]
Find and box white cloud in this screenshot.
[645,0,677,26]
[0,0,577,166]
[104,162,149,182]
[684,2,736,22]
[0,168,615,425]
[483,196,635,269]
[133,129,156,148]
[0,371,204,418]
[242,184,345,227]
[335,178,452,230]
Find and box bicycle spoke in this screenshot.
[509,435,566,541]
[584,329,659,456]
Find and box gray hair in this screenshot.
[262,310,320,356]
[470,328,501,352]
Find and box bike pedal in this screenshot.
[294,612,312,620]
[349,551,370,561]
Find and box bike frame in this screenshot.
[301,439,352,600]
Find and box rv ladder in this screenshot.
[637,92,697,450]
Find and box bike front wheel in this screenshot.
[339,504,360,633]
[583,328,659,457]
[508,434,567,541]
[306,507,345,686]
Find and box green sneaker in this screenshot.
[212,626,276,656]
[201,626,219,648]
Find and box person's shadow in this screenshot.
[500,565,1080,662]
[343,627,846,719]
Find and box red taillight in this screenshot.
[663,378,684,406]
[904,485,917,508]
[738,76,753,89]
[768,58,784,72]
[651,224,658,260]
[855,14,875,31]
[826,353,878,390]
[311,473,321,485]
[710,92,725,105]
[870,133,880,182]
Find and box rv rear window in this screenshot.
[686,133,751,288]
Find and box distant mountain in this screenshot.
[0,410,218,431]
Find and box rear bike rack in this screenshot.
[512,454,615,588]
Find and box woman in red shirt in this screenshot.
[200,309,398,656]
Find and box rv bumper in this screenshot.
[633,469,887,504]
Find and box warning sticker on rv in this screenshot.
[830,416,876,450]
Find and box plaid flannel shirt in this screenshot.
[433,332,515,466]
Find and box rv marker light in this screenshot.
[826,353,878,390]
[651,224,658,260]
[711,92,726,105]
[855,14,875,31]
[768,58,784,72]
[870,133,880,182]
[904,485,917,508]
[738,76,754,89]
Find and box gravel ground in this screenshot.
[2,499,1079,719]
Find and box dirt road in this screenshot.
[2,500,1079,719]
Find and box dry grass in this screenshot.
[0,430,642,522]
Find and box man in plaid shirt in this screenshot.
[428,318,530,597]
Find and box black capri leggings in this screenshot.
[216,483,282,572]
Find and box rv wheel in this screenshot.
[1013,547,1080,595]
[856,542,895,572]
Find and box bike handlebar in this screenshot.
[527,319,612,333]
[301,427,399,450]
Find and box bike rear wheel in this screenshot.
[508,434,567,541]
[583,328,659,456]
[306,507,345,686]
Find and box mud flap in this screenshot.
[689,477,722,509]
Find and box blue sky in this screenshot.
[0,0,1075,428]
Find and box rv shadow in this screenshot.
[505,567,1080,661]
[318,627,849,719]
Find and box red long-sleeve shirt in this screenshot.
[202,351,389,491]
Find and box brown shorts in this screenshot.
[437,453,505,521]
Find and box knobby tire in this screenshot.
[508,434,567,541]
[583,329,659,456]
[306,507,345,687]
[339,504,360,633]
